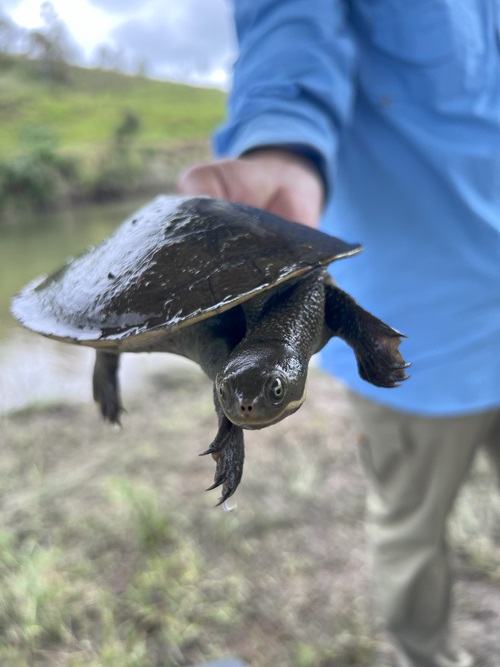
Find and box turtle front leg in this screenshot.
[92,351,123,424]
[324,280,410,388]
[200,393,245,505]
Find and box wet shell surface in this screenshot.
[11,195,362,347]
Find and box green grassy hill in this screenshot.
[0,56,226,217]
[0,55,225,159]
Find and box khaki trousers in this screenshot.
[348,392,500,667]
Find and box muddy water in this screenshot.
[0,197,191,414]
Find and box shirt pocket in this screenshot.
[352,0,489,106]
[353,0,454,64]
[364,1,454,65]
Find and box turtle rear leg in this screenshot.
[324,281,410,388]
[92,351,123,424]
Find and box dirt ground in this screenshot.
[1,364,499,667]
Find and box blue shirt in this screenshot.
[214,1,500,416]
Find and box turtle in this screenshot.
[11,195,409,504]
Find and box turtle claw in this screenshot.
[203,417,245,504]
[200,413,234,458]
[215,489,232,508]
[206,471,226,492]
[324,284,410,389]
[355,319,410,388]
[213,474,238,507]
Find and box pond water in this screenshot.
[0,197,188,415]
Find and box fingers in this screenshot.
[177,149,324,229]
[243,149,324,227]
[266,184,321,229]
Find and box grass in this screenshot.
[0,56,225,159]
[1,366,499,666]
[0,56,221,219]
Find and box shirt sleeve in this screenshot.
[213,0,357,198]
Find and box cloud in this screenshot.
[5,0,236,85]
[85,0,139,13]
[106,0,236,83]
[0,0,24,9]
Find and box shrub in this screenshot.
[0,125,79,217]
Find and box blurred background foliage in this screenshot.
[0,2,225,223]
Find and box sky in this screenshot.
[1,0,236,87]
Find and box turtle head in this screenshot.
[215,343,308,429]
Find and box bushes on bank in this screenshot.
[0,113,146,221]
[0,125,80,215]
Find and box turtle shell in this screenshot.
[11,196,362,348]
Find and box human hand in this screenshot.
[177,148,324,229]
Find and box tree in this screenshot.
[27,1,79,83]
[94,43,126,73]
[0,12,22,59]
[115,111,141,148]
[135,58,148,78]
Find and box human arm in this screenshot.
[178,0,356,226]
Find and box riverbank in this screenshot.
[0,136,212,225]
[1,368,499,667]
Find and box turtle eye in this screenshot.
[218,382,226,400]
[268,377,285,402]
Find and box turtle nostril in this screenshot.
[240,403,253,412]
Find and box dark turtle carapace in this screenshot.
[11,196,409,504]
